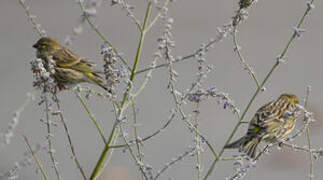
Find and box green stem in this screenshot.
[89,2,152,180]
[75,91,108,144]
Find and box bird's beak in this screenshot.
[32,44,38,48]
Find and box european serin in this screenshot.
[33,37,107,91]
[225,93,299,159]
[239,0,256,9]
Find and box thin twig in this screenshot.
[23,135,49,180]
[115,0,142,31]
[163,34,219,160]
[75,91,107,144]
[280,142,323,155]
[145,0,171,33]
[78,0,130,70]
[112,104,149,180]
[135,37,220,75]
[304,86,314,180]
[53,94,87,180]
[194,103,202,180]
[123,54,158,110]
[44,92,62,180]
[132,103,145,180]
[232,27,260,88]
[153,147,196,180]
[18,0,45,37]
[1,92,34,150]
[109,111,175,149]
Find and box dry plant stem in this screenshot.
[172,87,219,159]
[232,28,260,88]
[203,1,315,179]
[44,92,62,180]
[109,111,175,149]
[304,87,313,180]
[135,37,219,75]
[279,142,322,154]
[18,0,45,37]
[75,91,108,144]
[78,87,110,98]
[53,94,87,180]
[118,0,142,32]
[194,103,202,180]
[112,104,149,180]
[168,79,219,159]
[78,0,130,70]
[132,103,145,180]
[90,2,152,180]
[132,103,142,160]
[254,144,270,161]
[123,54,158,109]
[166,60,219,160]
[23,136,49,180]
[0,92,34,151]
[144,0,171,33]
[163,41,219,160]
[153,147,196,180]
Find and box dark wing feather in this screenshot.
[53,48,80,65]
[53,48,102,73]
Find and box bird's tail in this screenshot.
[86,72,108,91]
[224,136,261,159]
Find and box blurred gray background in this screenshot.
[1,0,323,179]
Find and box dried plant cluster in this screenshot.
[1,0,321,180]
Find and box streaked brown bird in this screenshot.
[225,93,300,159]
[239,0,256,9]
[33,37,107,91]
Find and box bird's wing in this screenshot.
[53,48,80,66]
[246,101,282,138]
[53,48,101,74]
[254,100,287,128]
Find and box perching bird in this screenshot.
[33,37,107,91]
[224,93,300,159]
[239,0,256,9]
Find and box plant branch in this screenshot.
[53,94,87,180]
[75,91,107,144]
[304,86,314,180]
[23,136,49,180]
[232,27,260,88]
[18,0,45,37]
[44,92,62,180]
[145,0,171,33]
[203,1,316,179]
[89,2,153,179]
[78,0,130,70]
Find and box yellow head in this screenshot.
[279,93,299,106]
[33,37,61,57]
